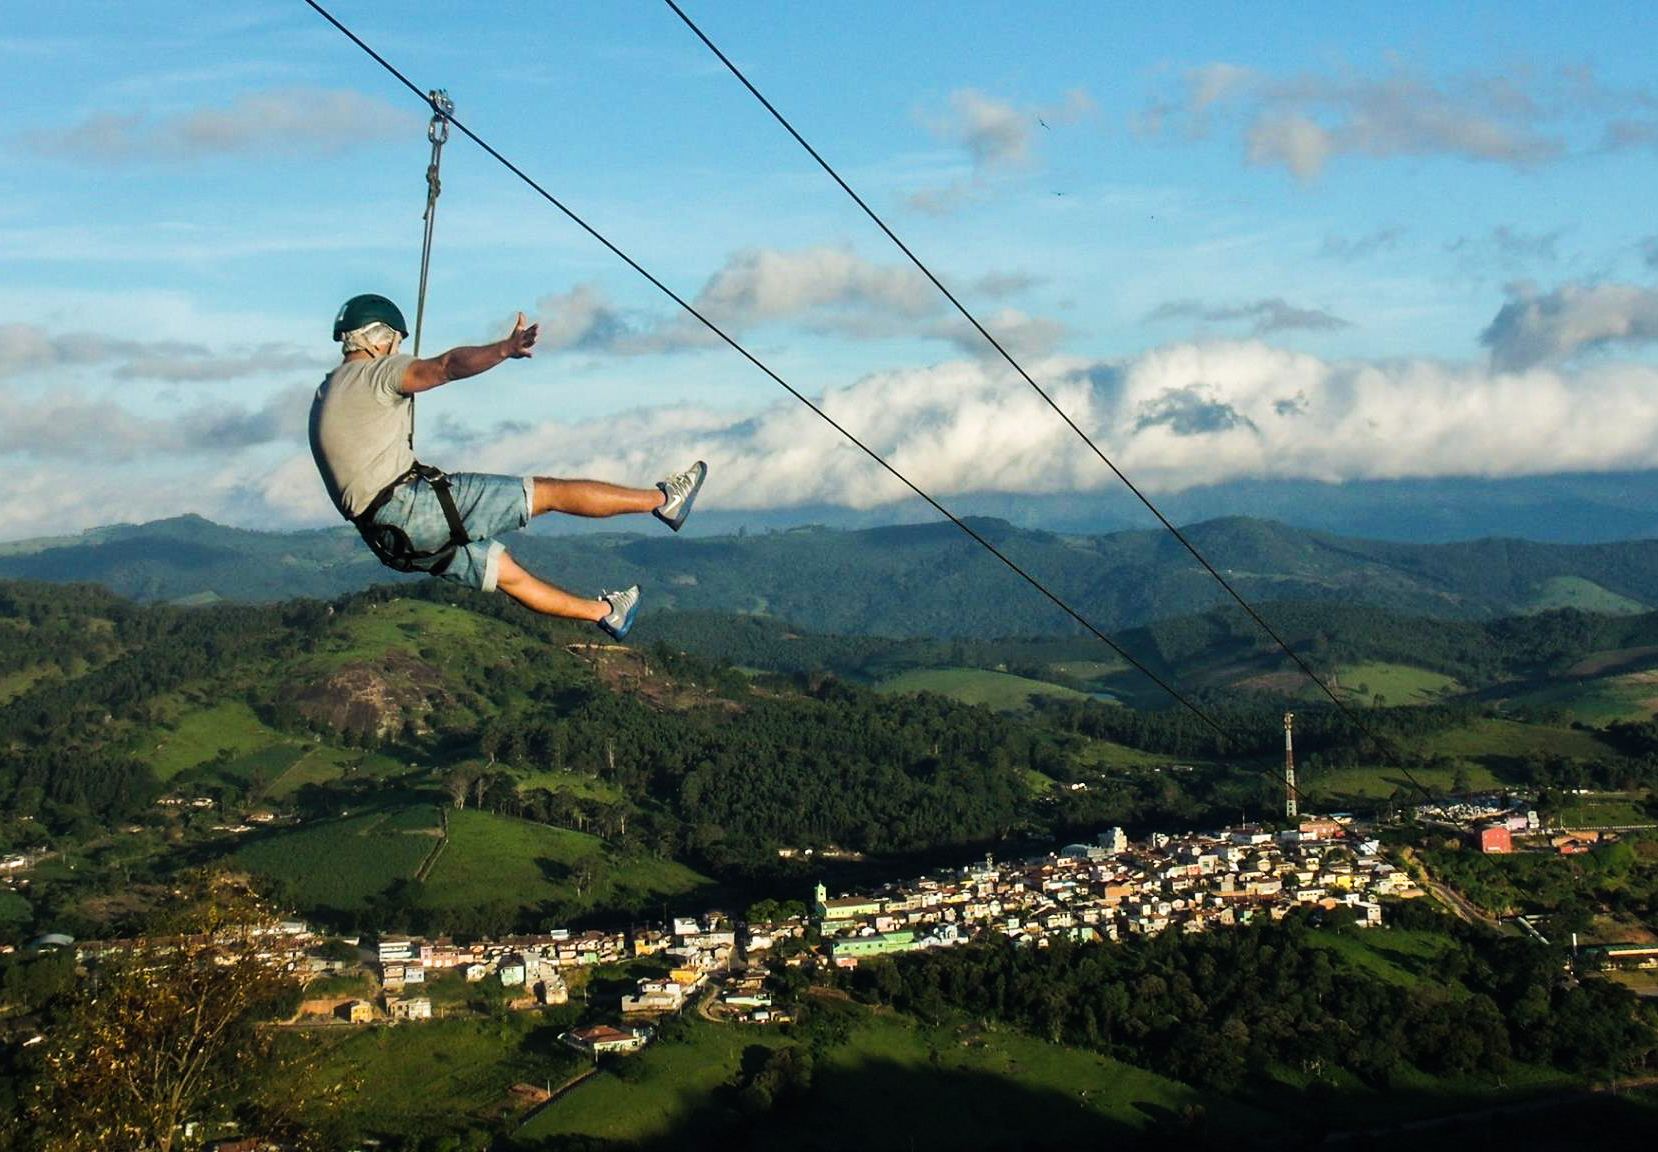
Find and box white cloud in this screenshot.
[1481,281,1658,370]
[0,323,323,382]
[453,342,1658,514]
[533,247,1055,357]
[25,87,417,164]
[11,340,1658,538]
[1141,63,1635,180]
[1148,298,1350,335]
[0,383,312,460]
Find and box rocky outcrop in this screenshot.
[290,651,449,741]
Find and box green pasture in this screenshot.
[1424,717,1614,770]
[1306,927,1457,990]
[1553,797,1653,828]
[0,664,59,706]
[317,598,502,664]
[141,699,285,781]
[1310,761,1503,801]
[1072,737,1190,772]
[233,808,441,911]
[520,1007,1224,1146]
[1334,662,1460,706]
[1504,672,1658,725]
[519,1018,784,1143]
[420,809,708,916]
[877,667,1089,711]
[508,767,626,804]
[1523,576,1647,616]
[277,1015,582,1142]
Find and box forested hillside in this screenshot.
[7,577,1658,947]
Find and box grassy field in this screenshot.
[1306,927,1458,990]
[266,746,408,798]
[877,667,1090,711]
[1523,576,1647,615]
[314,598,505,666]
[509,767,626,804]
[141,699,287,780]
[1426,717,1614,769]
[518,1017,785,1143]
[1310,761,1505,801]
[233,808,440,910]
[1553,797,1654,828]
[1307,717,1619,800]
[1334,661,1461,706]
[420,809,709,917]
[1505,670,1658,725]
[1071,737,1190,771]
[520,1006,1229,1147]
[276,1014,583,1142]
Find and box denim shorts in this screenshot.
[368,471,533,591]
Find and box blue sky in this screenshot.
[4,1,1658,539]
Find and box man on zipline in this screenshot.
[309,293,705,640]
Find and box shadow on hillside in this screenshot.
[513,1057,1191,1152]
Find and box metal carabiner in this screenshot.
[427,89,454,145]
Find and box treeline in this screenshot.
[472,669,1051,869]
[636,599,1658,698]
[848,907,1656,1093]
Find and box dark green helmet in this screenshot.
[332,294,409,341]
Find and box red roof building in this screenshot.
[1478,826,1512,854]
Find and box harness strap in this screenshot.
[350,461,469,576]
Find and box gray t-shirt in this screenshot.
[308,354,417,518]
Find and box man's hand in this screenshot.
[402,311,542,394]
[503,312,539,359]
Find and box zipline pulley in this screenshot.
[413,88,454,356]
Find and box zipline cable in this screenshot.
[300,0,1225,736]
[300,0,1393,816]
[661,0,1439,805]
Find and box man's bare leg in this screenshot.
[494,551,608,622]
[532,477,663,519]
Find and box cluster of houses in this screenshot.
[810,819,1421,966]
[1411,794,1626,855]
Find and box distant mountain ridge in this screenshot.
[5,513,1658,636]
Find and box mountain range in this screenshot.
[6,513,1658,637]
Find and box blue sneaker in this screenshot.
[653,461,707,533]
[598,585,641,640]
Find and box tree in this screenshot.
[444,770,470,811]
[26,873,303,1152]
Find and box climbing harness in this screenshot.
[352,462,471,576]
[345,89,470,576]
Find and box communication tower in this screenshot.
[1283,711,1298,821]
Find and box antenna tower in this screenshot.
[1283,711,1298,821]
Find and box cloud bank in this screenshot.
[7,328,1658,537]
[533,247,1064,358]
[0,323,322,381]
[1141,62,1650,179]
[1148,297,1350,335]
[27,87,417,163]
[1481,281,1658,370]
[449,342,1658,514]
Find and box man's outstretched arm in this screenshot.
[400,312,539,395]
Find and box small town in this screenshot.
[11,817,1420,1050]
